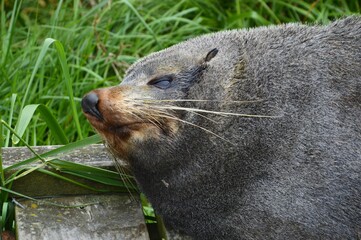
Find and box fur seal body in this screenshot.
[82,17,361,239]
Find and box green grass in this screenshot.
[0,0,360,237]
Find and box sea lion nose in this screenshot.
[81,92,103,120]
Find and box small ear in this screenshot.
[204,48,218,62]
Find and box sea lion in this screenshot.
[82,17,361,239]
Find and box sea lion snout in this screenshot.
[81,92,103,120]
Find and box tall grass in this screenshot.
[0,0,359,236]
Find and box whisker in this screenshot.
[189,111,219,124]
[135,106,166,130]
[153,105,280,118]
[105,142,139,201]
[127,98,277,118]
[150,112,236,146]
[116,105,143,121]
[149,107,219,124]
[114,100,164,130]
[129,98,264,104]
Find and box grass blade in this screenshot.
[1,0,23,65]
[12,104,69,145]
[121,0,161,48]
[47,158,136,189]
[35,168,117,192]
[52,38,83,139]
[20,37,55,111]
[20,37,83,141]
[4,94,17,147]
[4,134,101,171]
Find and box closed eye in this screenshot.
[147,75,173,89]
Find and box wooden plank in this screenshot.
[15,194,149,240]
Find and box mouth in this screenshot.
[85,113,150,136]
[110,122,149,134]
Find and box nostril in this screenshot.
[81,92,103,120]
[82,92,99,108]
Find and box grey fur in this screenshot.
[87,17,361,239]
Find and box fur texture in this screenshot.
[83,17,361,239]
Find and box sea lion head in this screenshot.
[81,33,240,164]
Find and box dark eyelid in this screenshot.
[147,75,174,89]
